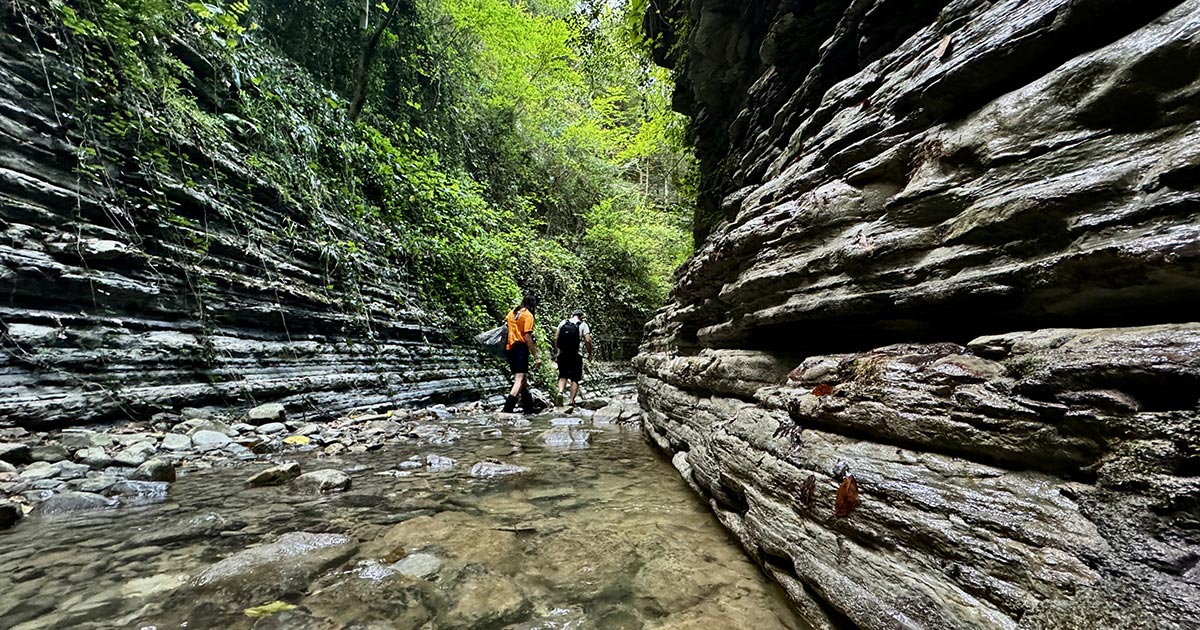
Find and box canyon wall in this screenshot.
[637,0,1199,628]
[0,9,505,428]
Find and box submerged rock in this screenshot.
[188,532,358,606]
[30,491,116,516]
[468,461,529,478]
[537,427,590,447]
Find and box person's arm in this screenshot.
[524,330,539,363]
[584,333,593,359]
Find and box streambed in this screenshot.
[0,408,805,629]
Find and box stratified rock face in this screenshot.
[0,10,504,428]
[639,0,1200,628]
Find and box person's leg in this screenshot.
[568,380,579,406]
[556,377,566,406]
[510,372,525,397]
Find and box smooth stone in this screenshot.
[257,422,287,434]
[30,444,70,463]
[291,470,351,493]
[30,491,116,516]
[161,433,192,451]
[191,430,232,451]
[0,461,15,473]
[392,552,442,577]
[550,417,585,426]
[246,462,302,487]
[130,458,176,482]
[247,403,286,425]
[294,424,320,435]
[469,461,529,478]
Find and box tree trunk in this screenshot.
[348,2,401,122]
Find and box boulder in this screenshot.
[247,403,286,425]
[291,470,351,493]
[161,433,192,451]
[191,430,232,451]
[131,458,177,482]
[74,447,113,469]
[113,442,157,468]
[245,462,301,487]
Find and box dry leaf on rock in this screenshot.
[834,474,860,518]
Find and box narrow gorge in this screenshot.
[0,7,504,428]
[635,0,1199,628]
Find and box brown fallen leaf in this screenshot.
[934,34,952,60]
[383,545,407,563]
[798,474,816,507]
[834,474,860,518]
[812,383,834,397]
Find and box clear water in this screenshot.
[0,414,805,629]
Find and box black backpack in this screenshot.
[557,320,581,355]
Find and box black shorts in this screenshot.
[506,342,530,374]
[557,353,583,382]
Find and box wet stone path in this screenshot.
[0,407,805,629]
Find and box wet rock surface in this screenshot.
[0,398,804,630]
[639,0,1200,628]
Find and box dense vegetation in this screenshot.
[24,0,694,363]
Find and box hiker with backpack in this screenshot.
[552,309,593,409]
[502,294,545,414]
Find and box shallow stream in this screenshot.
[0,412,805,629]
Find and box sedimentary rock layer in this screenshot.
[0,10,504,427]
[639,0,1200,627]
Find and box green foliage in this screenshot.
[31,0,696,368]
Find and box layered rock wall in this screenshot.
[638,0,1199,627]
[0,10,504,428]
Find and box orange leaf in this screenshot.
[834,474,860,518]
[812,384,834,397]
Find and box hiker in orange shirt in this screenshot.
[502,293,545,414]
